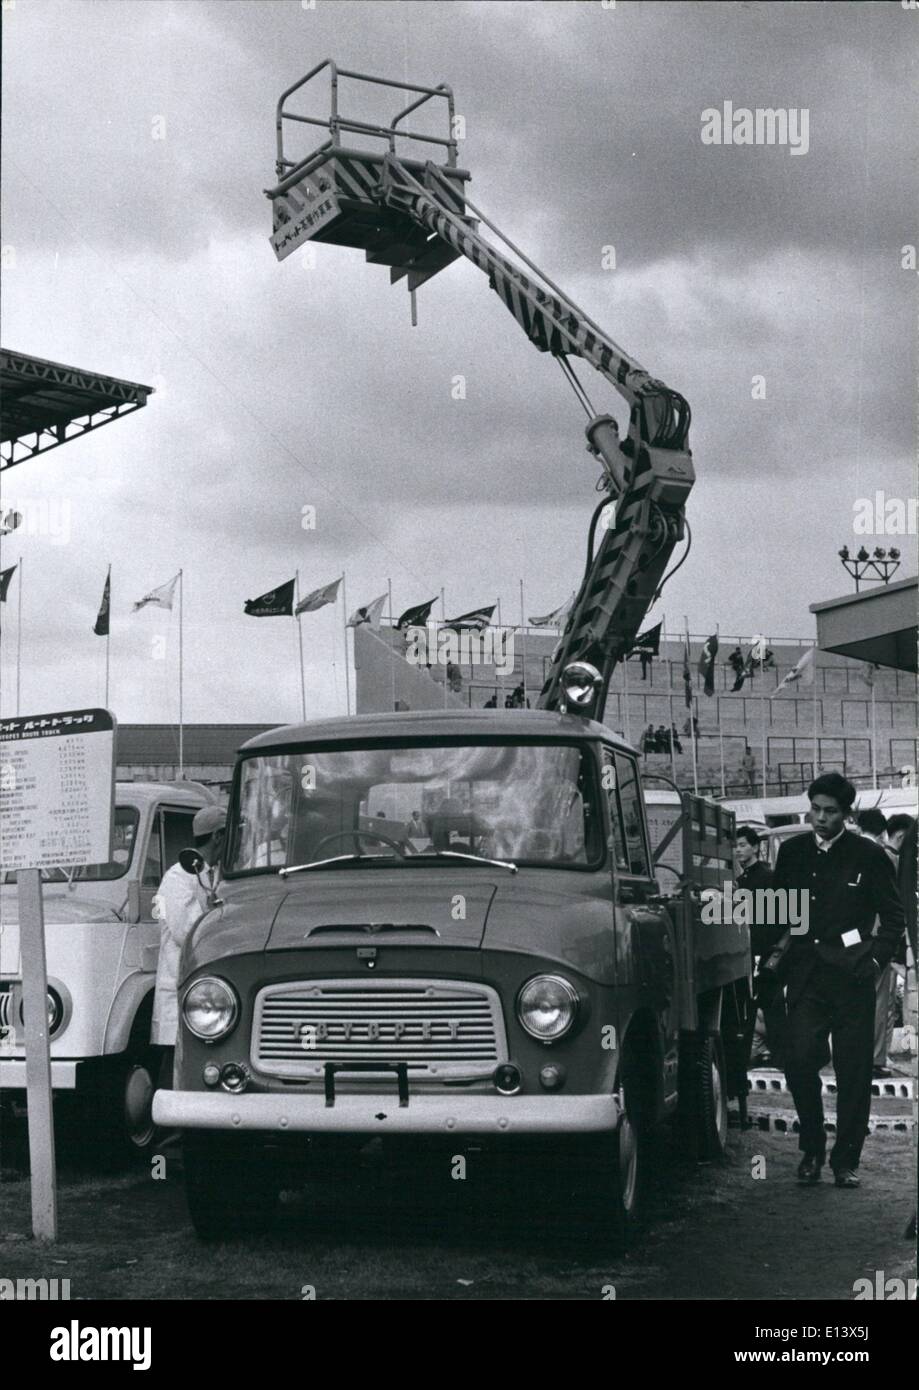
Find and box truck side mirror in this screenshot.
[179,848,205,876]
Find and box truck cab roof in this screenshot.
[239,708,630,754]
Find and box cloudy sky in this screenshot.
[1,0,916,727]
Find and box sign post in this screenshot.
[0,708,115,1243]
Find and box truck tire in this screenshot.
[677,1031,729,1162]
[572,1085,645,1248]
[184,1132,280,1242]
[698,1034,729,1161]
[78,1049,160,1171]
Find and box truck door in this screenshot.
[604,748,679,1102]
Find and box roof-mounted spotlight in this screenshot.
[560,661,602,715]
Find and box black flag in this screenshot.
[697,633,718,696]
[93,570,111,637]
[628,621,661,658]
[0,565,16,604]
[245,578,295,617]
[396,597,438,630]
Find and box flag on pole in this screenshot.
[697,632,719,696]
[443,604,496,631]
[244,578,295,617]
[770,646,815,697]
[629,621,662,658]
[396,596,438,630]
[0,509,22,535]
[860,661,880,688]
[682,633,693,708]
[93,570,111,636]
[0,564,16,603]
[347,592,387,630]
[295,576,341,615]
[529,593,575,628]
[133,573,179,612]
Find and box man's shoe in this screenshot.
[833,1168,861,1189]
[872,1066,892,1079]
[797,1156,823,1184]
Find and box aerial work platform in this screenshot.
[266,61,695,717]
[267,61,474,291]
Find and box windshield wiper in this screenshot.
[421,850,517,874]
[279,853,401,877]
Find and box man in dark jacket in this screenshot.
[736,825,785,1067]
[774,773,906,1189]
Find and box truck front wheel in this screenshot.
[183,1132,280,1241]
[572,1087,645,1247]
[78,1049,160,1170]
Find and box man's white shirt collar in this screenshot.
[814,826,846,853]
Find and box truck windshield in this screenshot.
[1,806,140,884]
[225,741,602,874]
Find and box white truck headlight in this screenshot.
[517,974,579,1042]
[182,977,239,1041]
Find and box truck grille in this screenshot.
[252,979,507,1080]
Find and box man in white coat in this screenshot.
[152,806,226,1077]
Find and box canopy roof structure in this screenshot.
[810,576,917,673]
[0,348,153,471]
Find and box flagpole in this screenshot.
[341,572,351,717]
[760,693,768,799]
[178,569,184,778]
[812,640,819,780]
[440,587,448,710]
[684,617,698,795]
[105,563,111,709]
[718,720,726,798]
[387,578,396,713]
[669,692,677,783]
[497,596,505,709]
[622,647,632,745]
[519,579,528,707]
[295,571,306,723]
[870,674,877,791]
[16,555,23,716]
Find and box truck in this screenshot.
[0,779,214,1165]
[152,62,752,1243]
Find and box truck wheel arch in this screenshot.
[618,1008,665,1130]
[104,974,155,1055]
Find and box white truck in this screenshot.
[0,779,214,1165]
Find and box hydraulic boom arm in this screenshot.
[267,62,695,720]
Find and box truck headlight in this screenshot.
[18,988,64,1036]
[182,977,239,1041]
[517,974,579,1042]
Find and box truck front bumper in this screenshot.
[0,1059,78,1090]
[153,1087,620,1136]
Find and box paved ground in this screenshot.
[1,1117,914,1301]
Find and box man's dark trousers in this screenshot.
[785,957,875,1170]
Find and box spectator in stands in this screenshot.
[446,661,463,693]
[641,723,656,754]
[670,723,683,754]
[728,646,745,679]
[742,743,756,792]
[484,693,497,708]
[655,724,669,754]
